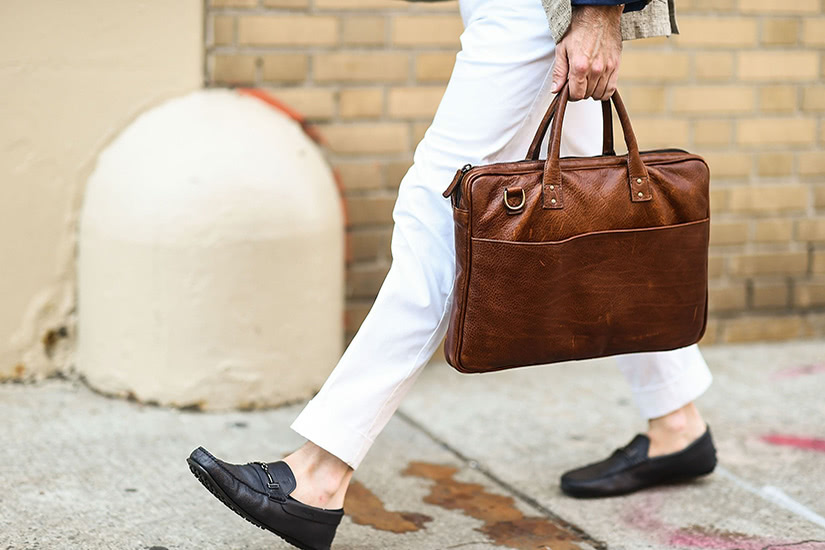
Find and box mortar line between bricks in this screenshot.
[396,409,607,550]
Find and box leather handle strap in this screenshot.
[541,82,651,210]
[525,91,615,161]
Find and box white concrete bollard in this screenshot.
[77,89,344,410]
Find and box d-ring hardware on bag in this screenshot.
[503,187,526,211]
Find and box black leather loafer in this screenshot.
[187,447,344,550]
[560,425,717,498]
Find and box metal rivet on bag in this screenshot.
[636,178,642,184]
[549,185,555,190]
[637,191,644,197]
[551,198,556,204]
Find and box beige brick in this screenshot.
[316,0,396,8]
[730,251,807,275]
[752,283,789,308]
[212,55,256,84]
[802,19,825,46]
[406,0,459,11]
[621,52,690,82]
[729,184,808,213]
[263,0,310,7]
[346,194,396,225]
[704,152,751,178]
[799,152,825,177]
[674,17,758,47]
[815,185,825,208]
[754,218,793,242]
[416,52,456,82]
[761,18,799,46]
[796,218,825,242]
[737,52,819,81]
[757,153,793,177]
[347,262,390,298]
[339,88,383,119]
[710,187,729,213]
[238,16,338,46]
[679,0,736,11]
[737,119,816,146]
[710,221,748,246]
[342,16,386,46]
[723,316,805,343]
[211,0,256,7]
[802,88,825,112]
[386,161,412,188]
[631,119,689,148]
[392,16,463,46]
[261,54,308,82]
[672,86,755,114]
[708,254,726,278]
[349,228,391,262]
[269,88,335,119]
[694,52,734,81]
[213,15,233,46]
[412,122,429,145]
[758,86,798,112]
[335,162,383,191]
[813,251,825,273]
[320,123,408,154]
[795,282,825,307]
[623,86,666,113]
[315,52,409,82]
[738,0,820,13]
[693,120,732,147]
[709,285,747,312]
[388,86,445,118]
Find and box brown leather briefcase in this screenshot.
[441,84,710,374]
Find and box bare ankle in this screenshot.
[646,402,707,456]
[282,442,354,508]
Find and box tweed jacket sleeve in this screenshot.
[542,0,679,43]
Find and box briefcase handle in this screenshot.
[529,83,653,210]
[525,93,615,160]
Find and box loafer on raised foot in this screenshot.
[187,447,344,550]
[560,425,717,499]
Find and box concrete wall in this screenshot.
[205,0,825,346]
[0,0,203,380]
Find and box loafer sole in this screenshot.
[187,457,317,550]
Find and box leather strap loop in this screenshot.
[540,83,650,209]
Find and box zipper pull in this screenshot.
[442,163,472,199]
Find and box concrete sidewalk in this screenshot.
[3,339,824,549]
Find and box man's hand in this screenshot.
[551,5,623,101]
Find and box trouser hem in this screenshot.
[290,398,373,470]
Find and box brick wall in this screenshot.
[205,0,825,345]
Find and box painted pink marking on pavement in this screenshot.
[773,363,825,379]
[761,434,825,453]
[624,493,825,549]
[669,530,785,550]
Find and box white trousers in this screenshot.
[291,0,713,470]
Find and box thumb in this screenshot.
[551,43,568,93]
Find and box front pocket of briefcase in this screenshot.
[458,217,710,373]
